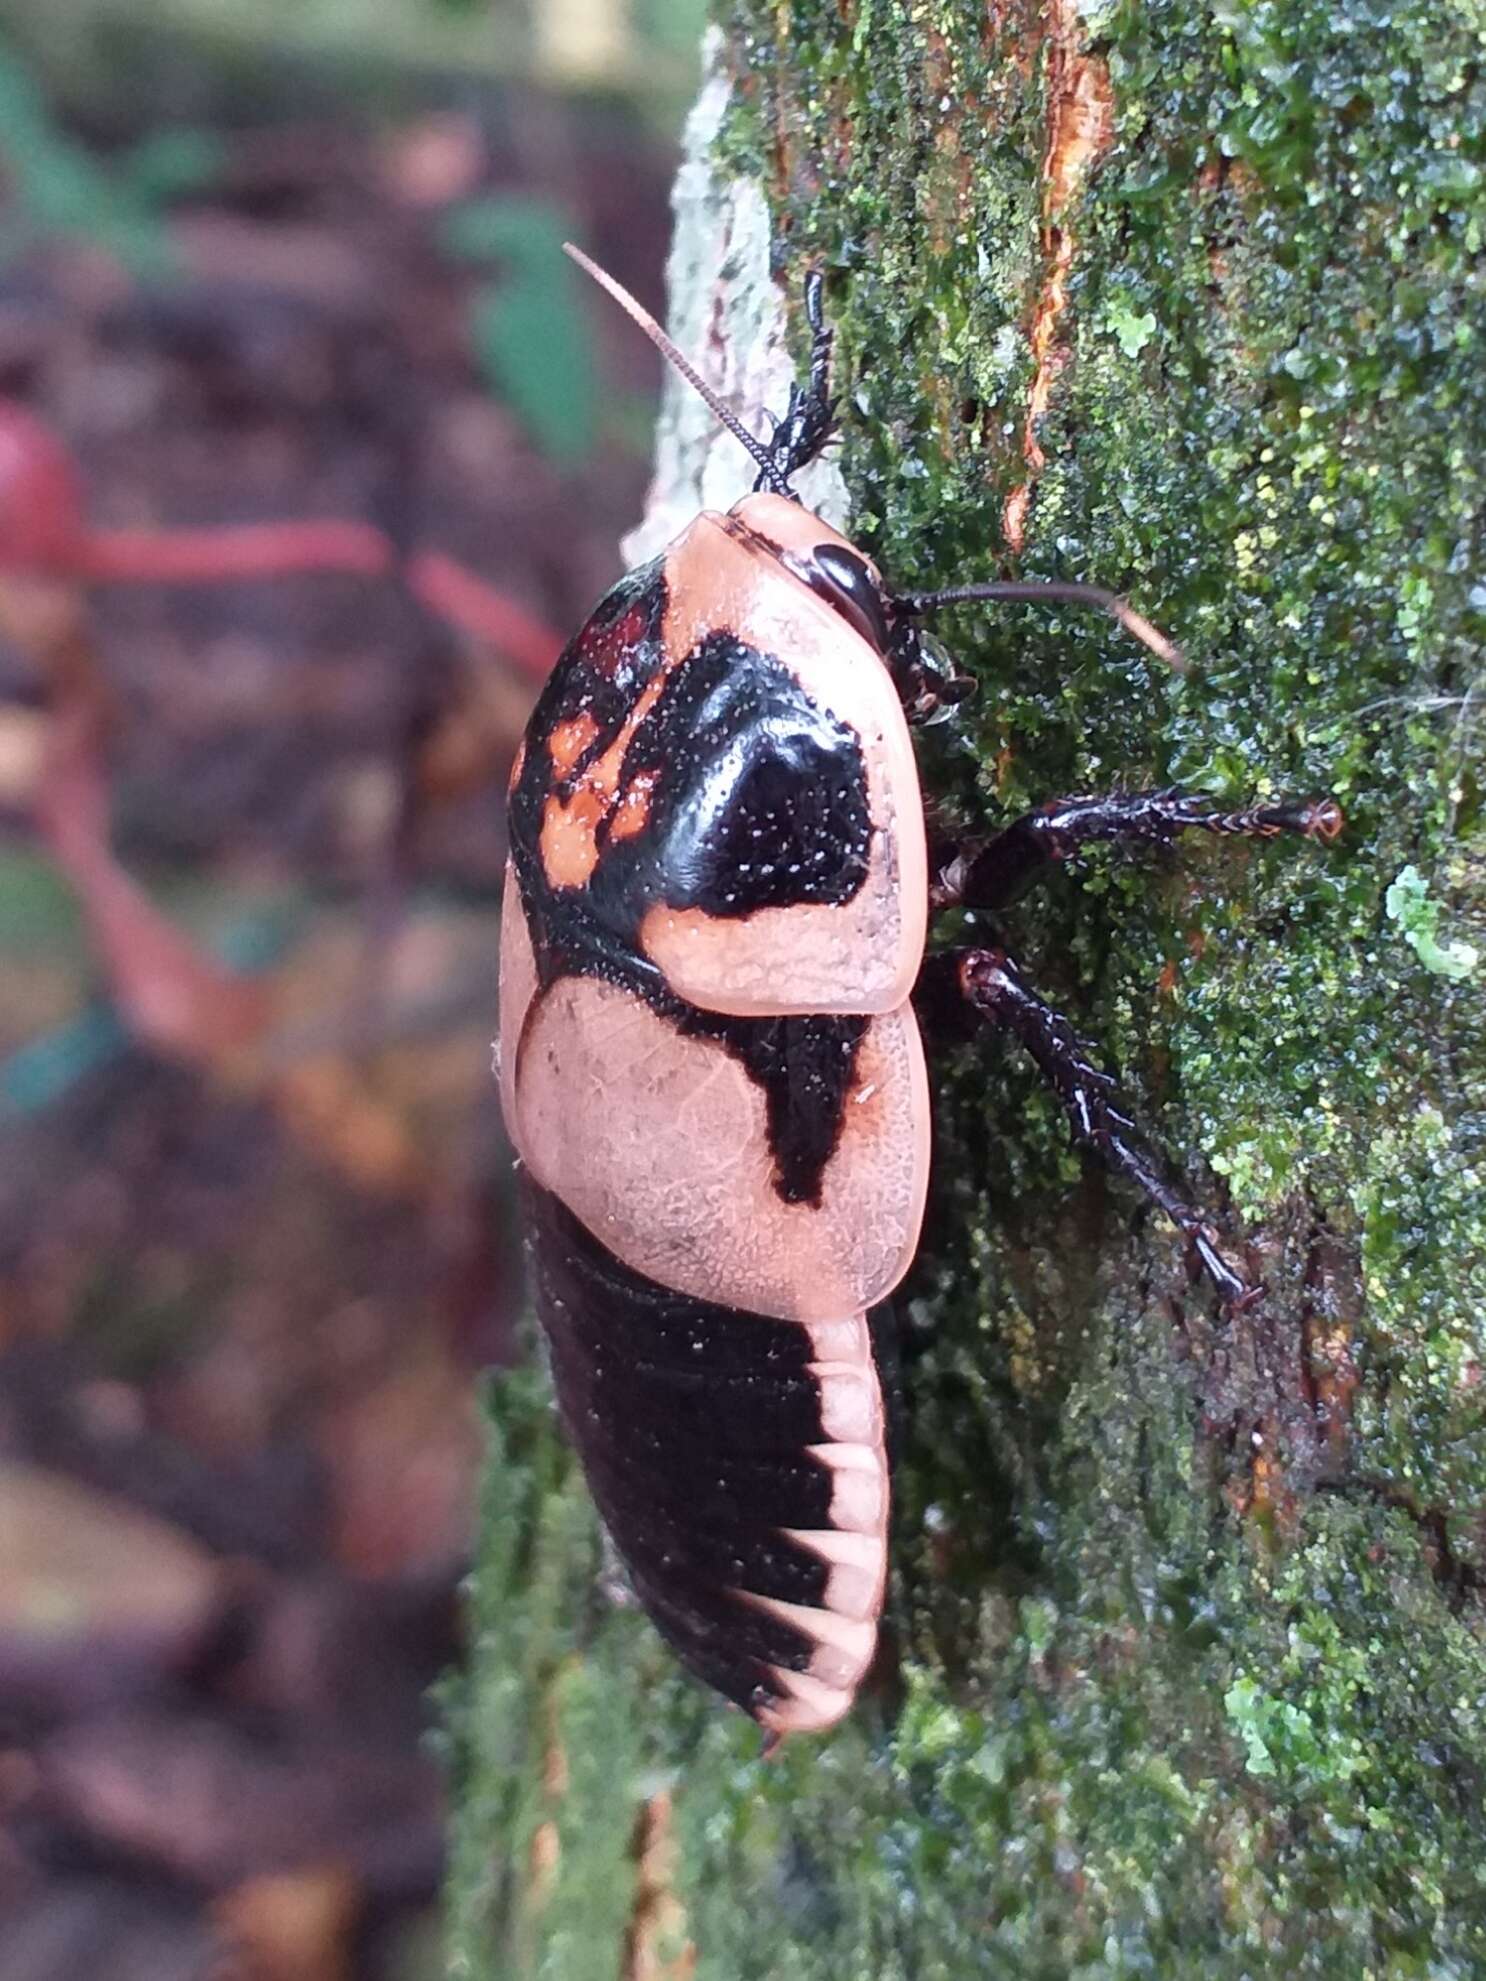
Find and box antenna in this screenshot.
[563,243,791,497]
[898,580,1187,672]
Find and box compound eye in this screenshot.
[809,542,892,654]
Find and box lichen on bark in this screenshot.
[447,1,1486,1972]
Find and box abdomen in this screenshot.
[522,1179,888,1735]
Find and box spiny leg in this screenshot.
[756,270,838,490]
[952,945,1260,1310]
[938,790,1343,912]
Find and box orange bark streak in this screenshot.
[1002,16,1114,553]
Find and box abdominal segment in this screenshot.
[522,1179,889,1734]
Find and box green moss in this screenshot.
[454,1368,1486,1971]
[449,0,1486,1968]
[1385,864,1481,980]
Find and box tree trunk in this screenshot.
[448,5,1486,1973]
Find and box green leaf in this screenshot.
[467,273,594,466]
[441,198,595,467]
[0,41,173,278]
[122,129,226,205]
[440,193,569,272]
[1224,1676,1278,1777]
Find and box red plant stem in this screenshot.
[405,548,561,683]
[75,525,562,684]
[76,519,394,583]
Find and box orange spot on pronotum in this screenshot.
[547,711,601,778]
[539,784,607,889]
[608,768,656,842]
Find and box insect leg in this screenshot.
[950,944,1260,1310]
[755,270,839,490]
[937,790,1343,912]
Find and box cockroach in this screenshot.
[496,246,1342,1737]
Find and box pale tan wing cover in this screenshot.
[505,963,930,1326]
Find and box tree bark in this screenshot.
[448,5,1486,1974]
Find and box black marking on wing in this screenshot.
[525,1181,885,1718]
[713,1011,866,1208]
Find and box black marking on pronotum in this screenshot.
[509,608,873,1209]
[519,558,668,748]
[616,633,873,921]
[568,554,669,689]
[510,630,873,933]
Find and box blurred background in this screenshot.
[0,2,698,1974]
